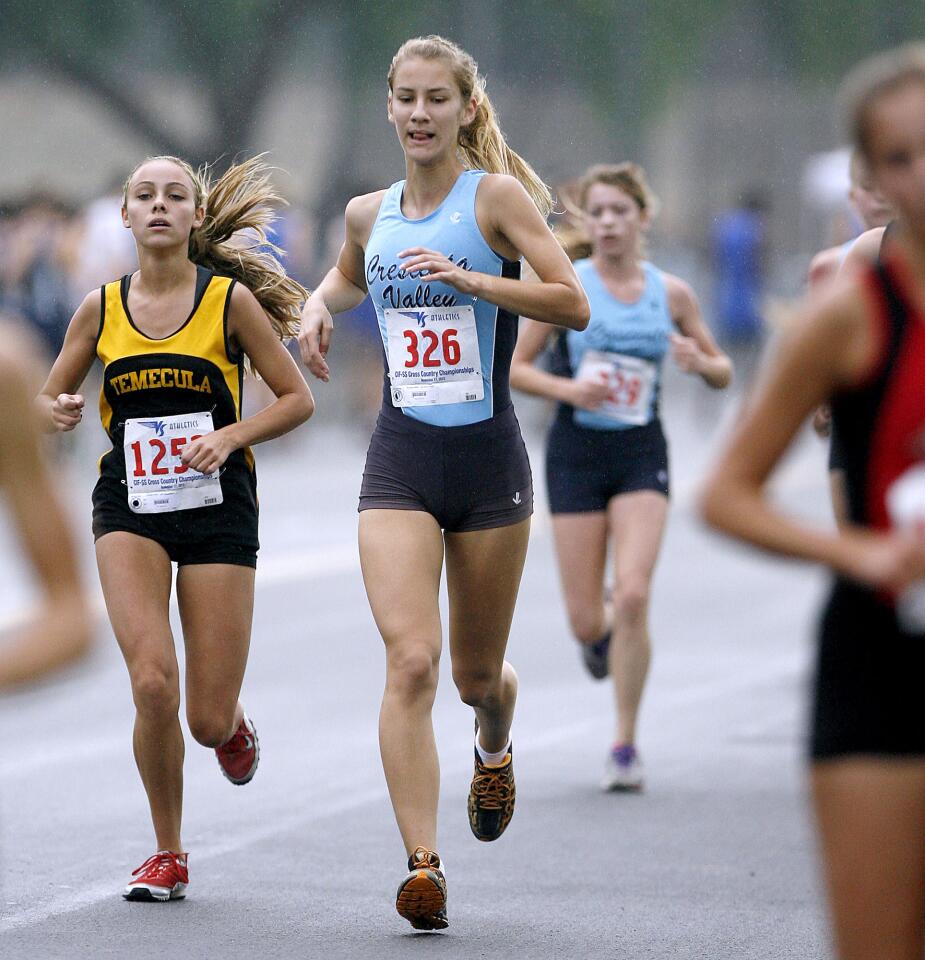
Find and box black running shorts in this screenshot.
[545,415,669,514]
[359,404,533,532]
[92,474,259,568]
[811,578,925,759]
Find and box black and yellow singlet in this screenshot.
[91,266,259,563]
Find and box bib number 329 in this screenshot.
[123,411,223,514]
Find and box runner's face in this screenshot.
[388,57,476,165]
[865,81,925,231]
[122,160,204,250]
[582,183,646,259]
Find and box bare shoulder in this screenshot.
[808,245,843,290]
[840,227,887,276]
[477,173,529,207]
[662,272,698,312]
[345,190,389,243]
[791,274,873,384]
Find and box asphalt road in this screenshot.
[0,374,834,959]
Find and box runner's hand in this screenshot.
[840,529,925,594]
[298,297,333,382]
[397,247,479,296]
[180,430,235,476]
[569,373,611,411]
[669,334,703,374]
[52,394,84,431]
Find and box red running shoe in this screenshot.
[123,851,188,901]
[215,713,260,785]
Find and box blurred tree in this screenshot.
[2,0,316,164]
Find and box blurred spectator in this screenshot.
[0,192,76,358]
[70,173,137,297]
[711,189,769,348]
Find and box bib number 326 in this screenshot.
[123,411,223,514]
[385,306,483,407]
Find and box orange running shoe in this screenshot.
[395,847,448,930]
[215,713,259,785]
[123,851,188,901]
[469,726,515,842]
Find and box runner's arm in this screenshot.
[180,284,314,475]
[298,192,383,380]
[666,276,732,389]
[36,290,101,431]
[399,175,590,330]
[700,284,925,591]
[0,346,91,688]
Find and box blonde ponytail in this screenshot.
[388,36,553,218]
[123,154,308,342]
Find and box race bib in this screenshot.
[384,306,483,407]
[575,349,656,426]
[123,411,223,514]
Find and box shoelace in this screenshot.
[132,853,183,881]
[471,763,513,810]
[410,847,440,871]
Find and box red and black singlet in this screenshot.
[831,252,925,534]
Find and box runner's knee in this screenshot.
[131,664,180,719]
[453,666,499,707]
[386,644,440,700]
[186,709,235,748]
[613,576,650,625]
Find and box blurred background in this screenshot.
[3,0,924,374]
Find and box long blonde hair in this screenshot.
[388,36,553,218]
[842,43,925,162]
[122,154,307,341]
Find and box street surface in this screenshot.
[0,368,832,959]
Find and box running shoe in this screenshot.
[601,743,644,792]
[395,847,448,930]
[580,632,611,680]
[123,851,188,901]
[215,712,259,785]
[468,725,516,841]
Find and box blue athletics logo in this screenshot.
[138,420,167,436]
[398,311,427,328]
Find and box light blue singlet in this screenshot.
[566,258,673,431]
[364,170,520,428]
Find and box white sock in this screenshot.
[476,735,511,766]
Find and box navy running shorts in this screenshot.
[359,404,533,532]
[544,415,669,514]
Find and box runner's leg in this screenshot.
[96,531,182,851]
[360,509,445,854]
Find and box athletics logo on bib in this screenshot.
[123,411,223,513]
[384,306,483,407]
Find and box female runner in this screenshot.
[510,163,732,791]
[38,155,314,900]
[702,44,925,960]
[298,35,589,930]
